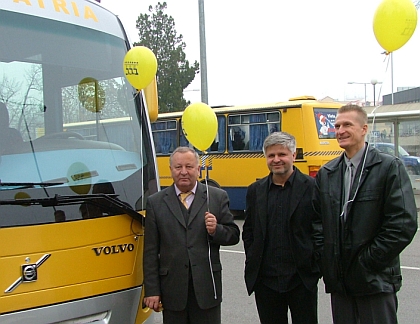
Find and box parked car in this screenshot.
[370,142,420,175]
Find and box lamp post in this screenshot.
[347,82,368,105]
[371,79,381,106]
[348,80,382,106]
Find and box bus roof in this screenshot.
[156,96,342,120]
[1,0,124,39]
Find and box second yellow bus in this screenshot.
[151,96,343,214]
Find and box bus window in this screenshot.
[228,115,247,151]
[208,115,226,153]
[228,112,281,151]
[175,115,227,153]
[268,112,280,132]
[180,126,189,147]
[230,125,246,150]
[152,119,177,154]
[249,113,269,151]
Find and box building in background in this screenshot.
[383,87,420,105]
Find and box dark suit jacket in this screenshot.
[143,182,240,311]
[242,167,320,295]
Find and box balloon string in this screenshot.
[201,150,217,300]
[375,52,392,105]
[205,176,210,212]
[200,152,210,212]
[129,89,141,101]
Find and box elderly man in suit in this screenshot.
[243,132,320,324]
[143,146,240,324]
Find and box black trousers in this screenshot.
[254,281,318,324]
[162,277,221,324]
[331,292,398,324]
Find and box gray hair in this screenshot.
[169,146,200,166]
[263,132,296,156]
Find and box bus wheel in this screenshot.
[200,179,220,188]
[231,210,245,219]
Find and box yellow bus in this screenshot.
[151,96,343,213]
[0,1,158,323]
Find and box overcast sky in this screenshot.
[100,0,420,107]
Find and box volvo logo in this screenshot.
[22,264,37,282]
[92,243,135,256]
[5,254,51,293]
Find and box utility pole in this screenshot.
[198,0,208,104]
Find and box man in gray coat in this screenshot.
[312,104,417,324]
[143,146,240,324]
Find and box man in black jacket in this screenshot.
[312,104,417,324]
[243,132,320,324]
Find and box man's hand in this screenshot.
[144,296,163,312]
[205,212,217,235]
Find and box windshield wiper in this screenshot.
[0,181,65,190]
[0,194,143,222]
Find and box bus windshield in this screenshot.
[0,8,151,227]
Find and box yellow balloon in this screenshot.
[78,77,105,113]
[373,0,417,53]
[144,76,159,122]
[123,46,158,90]
[182,102,218,151]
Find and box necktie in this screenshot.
[343,162,353,221]
[179,191,192,209]
[344,162,353,202]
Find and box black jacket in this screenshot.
[312,145,418,296]
[243,167,320,295]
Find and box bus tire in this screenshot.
[200,178,220,188]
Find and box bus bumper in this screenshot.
[0,286,150,324]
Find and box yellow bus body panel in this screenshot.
[282,101,344,173]
[0,215,150,320]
